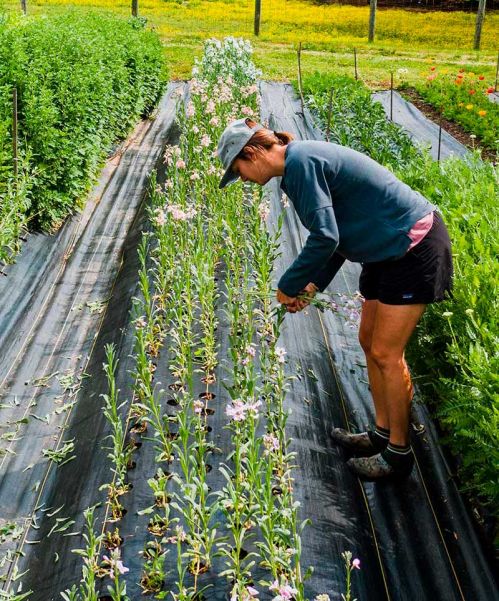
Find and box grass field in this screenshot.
[1,0,498,85]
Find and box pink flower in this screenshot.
[193,399,204,414]
[263,433,280,454]
[241,106,254,116]
[176,159,186,169]
[209,116,220,127]
[186,102,195,118]
[201,134,211,147]
[154,208,166,226]
[352,558,361,570]
[226,400,247,421]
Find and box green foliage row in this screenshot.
[301,72,499,524]
[0,11,167,263]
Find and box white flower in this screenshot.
[275,346,287,363]
[258,200,270,221]
[442,311,453,318]
[200,134,211,147]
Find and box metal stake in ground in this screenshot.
[254,0,261,36]
[132,0,138,17]
[326,87,334,142]
[437,122,442,162]
[495,50,499,93]
[390,72,394,121]
[354,47,358,80]
[297,42,305,117]
[12,87,18,184]
[20,0,27,15]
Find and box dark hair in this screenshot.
[236,118,294,160]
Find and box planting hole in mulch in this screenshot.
[272,485,283,496]
[199,392,216,400]
[167,398,179,406]
[201,407,215,416]
[167,431,179,440]
[205,463,212,472]
[231,547,249,559]
[99,597,113,601]
[130,420,148,434]
[127,460,137,470]
[169,383,184,391]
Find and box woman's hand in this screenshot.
[276,288,299,313]
[296,282,319,311]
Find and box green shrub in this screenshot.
[0,11,167,262]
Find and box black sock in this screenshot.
[382,442,414,470]
[367,425,390,451]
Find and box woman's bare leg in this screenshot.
[359,300,389,430]
[367,302,426,445]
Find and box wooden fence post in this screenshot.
[254,0,261,36]
[368,0,377,43]
[473,0,486,51]
[132,0,138,17]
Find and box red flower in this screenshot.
[486,86,495,94]
[478,75,485,80]
[430,66,436,71]
[455,79,463,85]
[468,89,476,95]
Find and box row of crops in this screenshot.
[404,65,498,151]
[0,12,166,265]
[52,39,359,601]
[301,72,498,523]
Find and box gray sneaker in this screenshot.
[346,453,414,481]
[330,427,383,456]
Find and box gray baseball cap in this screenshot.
[217,118,264,189]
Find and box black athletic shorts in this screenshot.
[358,211,453,305]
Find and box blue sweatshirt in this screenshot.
[277,140,436,297]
